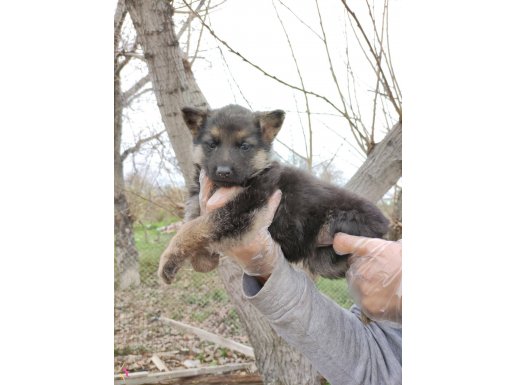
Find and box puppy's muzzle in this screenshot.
[216,165,232,178]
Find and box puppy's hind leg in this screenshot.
[191,252,220,272]
[305,246,350,279]
[329,206,389,239]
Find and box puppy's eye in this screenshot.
[207,142,217,150]
[240,143,250,151]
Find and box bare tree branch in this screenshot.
[216,46,253,109]
[366,0,388,150]
[340,0,401,117]
[190,0,211,67]
[124,87,153,107]
[119,51,145,61]
[122,73,151,107]
[182,1,345,117]
[124,187,183,214]
[115,56,131,75]
[275,138,307,162]
[313,144,342,170]
[385,0,402,101]
[276,0,323,41]
[114,0,127,45]
[345,121,401,202]
[114,0,128,72]
[315,0,368,151]
[317,119,366,161]
[121,130,166,162]
[272,0,313,170]
[176,0,207,40]
[291,93,309,160]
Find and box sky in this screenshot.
[120,0,403,190]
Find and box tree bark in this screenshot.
[345,121,402,202]
[218,259,322,385]
[125,0,209,186]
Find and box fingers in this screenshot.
[206,186,243,212]
[333,233,389,256]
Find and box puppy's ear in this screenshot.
[181,107,209,137]
[255,110,285,144]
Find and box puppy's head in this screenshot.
[182,104,285,186]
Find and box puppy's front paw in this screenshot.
[157,216,214,284]
[159,259,181,284]
[158,248,186,284]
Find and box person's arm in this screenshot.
[242,255,402,385]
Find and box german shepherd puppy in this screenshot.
[158,104,389,284]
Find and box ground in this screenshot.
[114,219,352,377]
[114,267,253,375]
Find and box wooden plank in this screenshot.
[143,373,262,385]
[151,354,170,372]
[114,363,254,385]
[115,371,149,379]
[159,317,255,358]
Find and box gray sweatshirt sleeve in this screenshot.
[242,256,402,385]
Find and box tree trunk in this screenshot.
[345,121,402,202]
[114,1,140,290]
[218,259,322,385]
[125,0,208,186]
[388,186,402,240]
[115,68,141,289]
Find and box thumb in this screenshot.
[333,233,393,257]
[262,190,282,226]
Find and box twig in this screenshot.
[385,0,402,101]
[159,317,255,358]
[124,87,153,108]
[340,0,401,117]
[121,130,166,162]
[122,74,152,107]
[272,0,313,169]
[123,188,184,215]
[190,0,211,67]
[216,46,253,109]
[176,0,207,40]
[276,0,323,41]
[315,0,368,149]
[275,138,307,162]
[291,93,309,160]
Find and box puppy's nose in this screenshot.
[216,166,232,178]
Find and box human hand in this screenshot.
[333,234,402,324]
[199,170,283,281]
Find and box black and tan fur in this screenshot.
[158,104,389,284]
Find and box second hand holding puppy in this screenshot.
[199,170,282,283]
